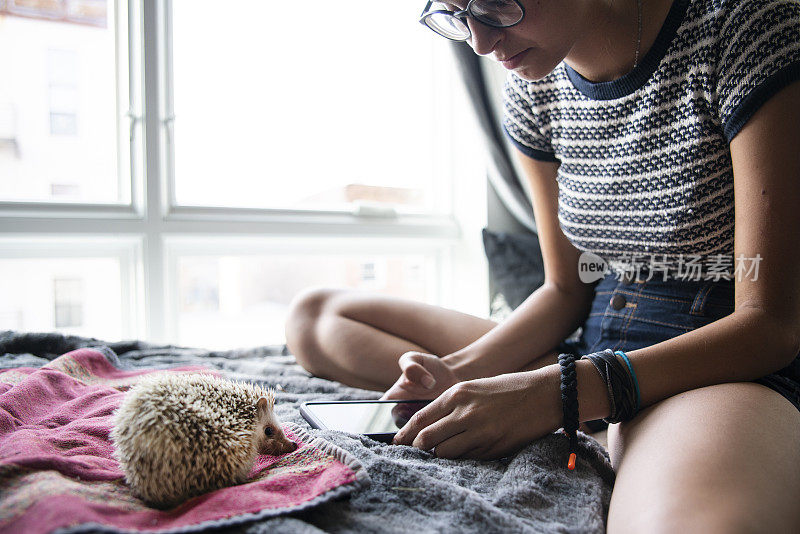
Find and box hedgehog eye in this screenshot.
[264,426,274,437]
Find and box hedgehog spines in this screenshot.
[111,373,276,509]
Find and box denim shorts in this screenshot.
[557,272,800,426]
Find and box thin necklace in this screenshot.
[634,0,643,68]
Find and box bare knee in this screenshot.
[286,287,342,324]
[284,286,345,375]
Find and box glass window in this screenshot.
[53,277,85,328]
[175,252,436,349]
[171,0,448,213]
[0,256,125,340]
[0,0,130,203]
[0,2,486,348]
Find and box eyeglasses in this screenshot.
[419,1,526,42]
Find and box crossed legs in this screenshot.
[284,287,562,390]
[284,287,500,391]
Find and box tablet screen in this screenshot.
[302,401,431,434]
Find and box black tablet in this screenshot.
[299,399,432,443]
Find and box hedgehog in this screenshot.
[111,372,297,509]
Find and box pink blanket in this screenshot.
[0,349,367,534]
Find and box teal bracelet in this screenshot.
[614,350,641,412]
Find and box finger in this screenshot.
[379,389,395,401]
[426,428,481,459]
[381,377,427,401]
[397,351,423,369]
[460,445,491,460]
[380,382,413,401]
[474,437,521,461]
[460,434,506,460]
[398,353,436,389]
[393,399,453,446]
[412,416,467,452]
[403,363,436,389]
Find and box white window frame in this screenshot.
[0,0,489,345]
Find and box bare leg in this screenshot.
[284,287,499,391]
[606,382,800,533]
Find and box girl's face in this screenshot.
[438,0,583,81]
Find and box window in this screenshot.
[169,1,448,214]
[0,0,131,204]
[54,277,84,328]
[0,236,138,340]
[0,1,488,348]
[170,238,438,350]
[48,49,80,137]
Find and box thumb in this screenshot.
[398,352,437,389]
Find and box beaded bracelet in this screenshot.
[558,352,579,470]
[581,349,639,424]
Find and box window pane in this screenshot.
[54,277,85,327]
[177,253,435,349]
[172,1,447,213]
[0,256,124,340]
[0,0,129,203]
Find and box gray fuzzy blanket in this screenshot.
[0,331,614,533]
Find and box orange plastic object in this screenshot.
[568,452,577,470]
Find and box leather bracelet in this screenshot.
[615,350,641,412]
[581,349,639,424]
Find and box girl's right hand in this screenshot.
[380,351,460,401]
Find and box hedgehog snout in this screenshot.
[257,421,297,455]
[283,437,298,453]
[274,438,298,455]
[259,433,297,455]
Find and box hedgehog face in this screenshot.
[255,392,297,456]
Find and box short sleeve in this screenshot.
[502,73,558,162]
[715,0,800,142]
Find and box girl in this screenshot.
[285,1,800,531]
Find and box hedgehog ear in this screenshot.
[257,396,270,414]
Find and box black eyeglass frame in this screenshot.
[418,0,526,42]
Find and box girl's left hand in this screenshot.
[392,368,563,460]
[381,351,460,402]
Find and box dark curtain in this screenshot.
[449,42,546,309]
[449,42,537,234]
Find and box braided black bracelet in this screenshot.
[581,349,639,424]
[558,352,579,470]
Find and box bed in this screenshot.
[0,330,614,533]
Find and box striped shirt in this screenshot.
[502,0,800,278]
